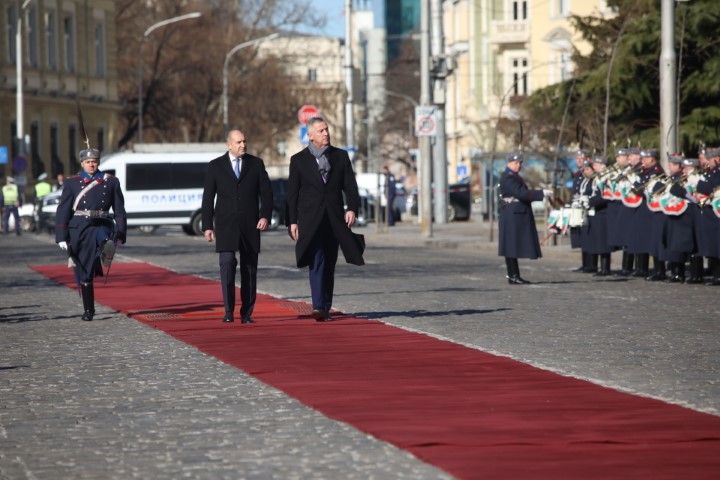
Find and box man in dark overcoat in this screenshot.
[287,117,364,321]
[55,148,127,321]
[202,129,273,323]
[498,152,549,284]
[695,146,720,285]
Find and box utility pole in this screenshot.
[344,0,355,161]
[660,0,677,163]
[419,0,433,237]
[431,0,448,224]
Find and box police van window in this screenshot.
[126,163,172,190]
[172,163,206,189]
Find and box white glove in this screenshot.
[58,241,68,251]
[543,189,553,198]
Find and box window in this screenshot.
[510,58,529,96]
[97,127,104,154]
[94,23,105,77]
[126,163,208,191]
[512,1,527,21]
[6,4,16,64]
[63,14,75,72]
[558,50,571,81]
[308,68,317,82]
[68,125,79,173]
[45,11,57,69]
[27,6,38,67]
[51,123,63,176]
[557,0,569,17]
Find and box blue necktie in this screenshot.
[234,158,240,178]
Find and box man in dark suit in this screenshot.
[287,117,364,321]
[202,129,273,323]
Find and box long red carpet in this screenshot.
[33,262,720,479]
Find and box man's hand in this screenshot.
[345,211,356,228]
[289,224,299,241]
[203,229,215,242]
[58,241,68,251]
[257,218,269,231]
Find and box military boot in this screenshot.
[81,282,95,321]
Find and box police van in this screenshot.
[99,144,224,235]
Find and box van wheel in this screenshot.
[269,209,281,230]
[190,213,203,236]
[137,225,158,234]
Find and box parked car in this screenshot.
[269,178,287,230]
[407,177,472,221]
[37,190,63,234]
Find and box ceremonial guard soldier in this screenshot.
[695,146,720,285]
[498,152,551,284]
[580,156,614,276]
[55,147,127,320]
[626,148,664,278]
[665,157,704,282]
[605,148,635,275]
[650,154,688,282]
[570,150,591,272]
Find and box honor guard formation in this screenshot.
[548,144,720,286]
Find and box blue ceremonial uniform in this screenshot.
[498,167,543,259]
[55,171,127,283]
[696,166,720,259]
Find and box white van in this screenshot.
[99,144,224,235]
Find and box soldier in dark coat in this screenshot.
[287,117,364,321]
[668,157,705,283]
[201,130,273,323]
[606,148,635,275]
[55,148,127,321]
[580,156,614,276]
[627,149,664,279]
[695,146,720,285]
[570,150,589,271]
[498,152,548,284]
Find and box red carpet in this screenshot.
[33,262,720,479]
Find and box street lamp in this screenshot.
[137,12,202,144]
[15,0,33,157]
[222,32,279,137]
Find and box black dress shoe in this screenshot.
[81,310,94,321]
[571,266,586,273]
[507,276,531,285]
[241,317,255,324]
[664,275,684,283]
[594,270,612,277]
[311,309,325,321]
[704,278,720,286]
[685,277,704,284]
[632,270,649,278]
[645,272,666,281]
[222,314,234,323]
[614,269,632,277]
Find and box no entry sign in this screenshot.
[297,105,321,125]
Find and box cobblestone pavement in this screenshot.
[1,221,718,478]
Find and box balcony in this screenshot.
[490,20,530,44]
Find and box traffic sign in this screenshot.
[0,146,7,165]
[297,105,321,125]
[300,126,309,145]
[13,156,27,172]
[415,106,437,137]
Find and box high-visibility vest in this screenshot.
[35,181,51,199]
[2,184,19,206]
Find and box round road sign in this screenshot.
[298,105,321,125]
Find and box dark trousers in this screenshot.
[219,246,258,319]
[308,218,339,312]
[2,206,20,234]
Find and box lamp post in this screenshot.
[15,0,33,157]
[137,12,202,144]
[222,32,279,137]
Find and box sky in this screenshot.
[296,0,381,38]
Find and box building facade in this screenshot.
[0,0,120,191]
[444,0,612,186]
